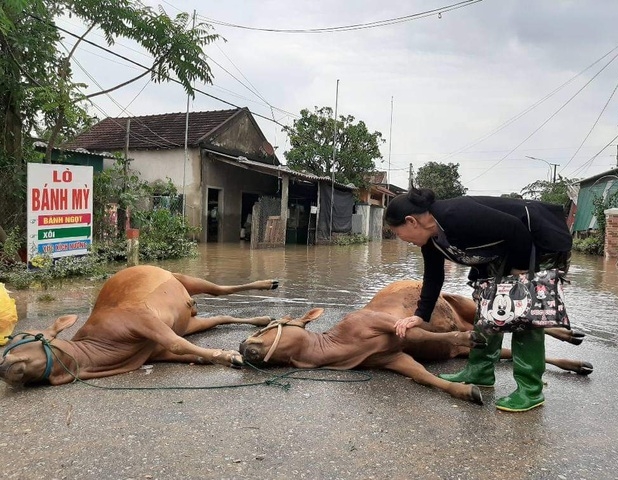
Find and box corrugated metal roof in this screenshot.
[204,149,356,191]
[573,177,618,231]
[33,141,116,158]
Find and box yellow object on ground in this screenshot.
[0,283,18,346]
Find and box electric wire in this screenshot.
[440,43,618,163]
[30,13,289,128]
[465,49,618,185]
[58,40,182,149]
[559,79,618,176]
[194,0,483,34]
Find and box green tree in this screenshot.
[414,162,467,199]
[500,192,523,199]
[283,106,384,189]
[0,0,220,237]
[520,176,573,206]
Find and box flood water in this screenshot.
[10,239,618,348]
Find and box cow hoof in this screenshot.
[471,385,484,405]
[270,280,279,290]
[570,331,585,346]
[470,331,487,349]
[577,361,593,375]
[231,353,244,368]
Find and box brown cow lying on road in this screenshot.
[239,280,593,405]
[0,265,278,386]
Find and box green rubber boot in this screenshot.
[496,329,546,412]
[439,330,503,387]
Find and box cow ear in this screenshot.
[298,308,324,327]
[45,314,78,338]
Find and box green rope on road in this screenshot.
[47,344,372,392]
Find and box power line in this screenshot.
[31,13,290,129]
[559,79,618,175]
[440,43,618,163]
[465,49,618,185]
[195,1,483,34]
[568,133,618,178]
[58,16,292,119]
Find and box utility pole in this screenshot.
[525,156,559,183]
[408,163,414,189]
[388,96,393,185]
[329,79,339,240]
[182,10,197,219]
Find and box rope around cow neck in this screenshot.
[43,342,372,392]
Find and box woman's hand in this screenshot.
[394,315,425,338]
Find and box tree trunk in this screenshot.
[45,110,65,163]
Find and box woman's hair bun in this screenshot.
[406,187,435,209]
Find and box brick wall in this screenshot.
[604,208,618,259]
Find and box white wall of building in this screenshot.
[103,148,203,229]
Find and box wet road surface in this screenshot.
[2,241,617,479]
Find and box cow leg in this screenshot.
[384,353,483,405]
[405,327,487,349]
[183,315,273,335]
[134,319,243,367]
[172,273,278,296]
[545,328,585,345]
[148,350,204,363]
[500,348,593,375]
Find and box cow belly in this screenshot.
[403,340,469,362]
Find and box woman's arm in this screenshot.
[415,242,445,321]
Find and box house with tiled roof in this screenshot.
[63,108,283,243]
[64,107,356,245]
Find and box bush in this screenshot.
[1,253,109,290]
[332,233,369,245]
[135,208,200,260]
[573,235,604,255]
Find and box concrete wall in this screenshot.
[604,208,618,259]
[369,205,384,241]
[209,113,274,161]
[352,204,370,236]
[202,154,278,242]
[352,204,383,241]
[103,148,203,229]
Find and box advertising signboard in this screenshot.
[27,163,93,265]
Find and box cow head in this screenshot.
[239,308,324,366]
[0,315,77,386]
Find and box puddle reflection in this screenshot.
[8,240,618,346]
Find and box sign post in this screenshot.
[27,163,93,266]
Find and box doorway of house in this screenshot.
[241,192,260,241]
[207,187,221,242]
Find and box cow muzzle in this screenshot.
[1,333,55,384]
[0,355,27,385]
[238,338,267,365]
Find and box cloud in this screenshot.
[69,0,618,194]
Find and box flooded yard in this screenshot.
[10,239,618,348]
[3,240,618,479]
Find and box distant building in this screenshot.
[63,108,355,246]
[571,167,618,235]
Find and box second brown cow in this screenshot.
[239,280,593,405]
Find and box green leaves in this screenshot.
[415,162,467,200]
[283,106,384,189]
[66,0,219,97]
[520,176,571,206]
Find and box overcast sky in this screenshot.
[60,0,618,195]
